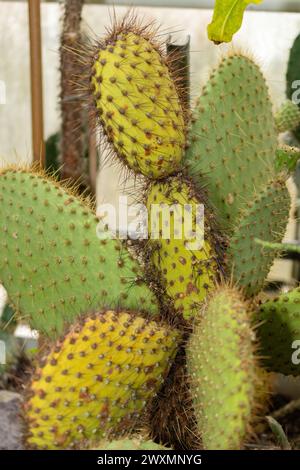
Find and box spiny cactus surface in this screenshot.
[227,177,290,297]
[0,168,158,337]
[90,29,185,179]
[187,287,262,450]
[145,176,221,320]
[275,145,300,173]
[24,310,180,449]
[257,287,300,376]
[185,54,277,231]
[275,100,300,134]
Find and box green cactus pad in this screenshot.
[145,176,222,320]
[24,310,179,449]
[90,26,185,179]
[227,177,290,297]
[185,54,277,232]
[275,100,300,134]
[0,168,158,337]
[187,286,262,450]
[257,287,300,376]
[95,437,169,450]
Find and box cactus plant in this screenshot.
[257,287,300,376]
[275,100,300,134]
[89,18,186,179]
[187,286,265,450]
[286,33,300,141]
[144,176,223,320]
[24,309,180,449]
[185,54,277,232]
[0,168,158,337]
[275,145,300,173]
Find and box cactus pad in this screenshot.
[275,145,300,173]
[24,310,180,449]
[257,287,300,376]
[185,54,277,231]
[187,287,262,450]
[0,168,158,337]
[227,177,290,297]
[275,100,300,133]
[145,176,222,320]
[90,28,185,179]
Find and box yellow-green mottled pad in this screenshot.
[146,177,221,320]
[24,310,180,449]
[185,54,277,231]
[91,31,185,179]
[187,287,260,450]
[0,168,158,337]
[227,177,290,297]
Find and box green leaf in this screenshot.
[207,0,263,44]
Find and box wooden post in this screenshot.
[28,0,45,165]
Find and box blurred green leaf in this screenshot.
[207,0,263,44]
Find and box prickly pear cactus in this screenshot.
[227,177,290,297]
[24,310,180,449]
[286,33,300,141]
[257,287,300,376]
[185,54,277,231]
[275,100,300,134]
[0,168,158,337]
[187,287,263,450]
[90,24,186,179]
[95,437,169,450]
[145,176,222,320]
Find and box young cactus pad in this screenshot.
[274,100,300,134]
[257,287,300,376]
[0,168,158,337]
[145,176,221,320]
[90,26,185,179]
[185,54,277,231]
[24,310,180,449]
[187,287,261,450]
[227,177,290,297]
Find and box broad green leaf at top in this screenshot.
[207,0,263,44]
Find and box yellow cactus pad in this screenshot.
[146,177,221,320]
[90,31,185,179]
[24,310,180,449]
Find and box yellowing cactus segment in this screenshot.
[24,310,180,449]
[91,31,185,179]
[145,177,222,320]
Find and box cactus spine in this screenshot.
[24,310,180,449]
